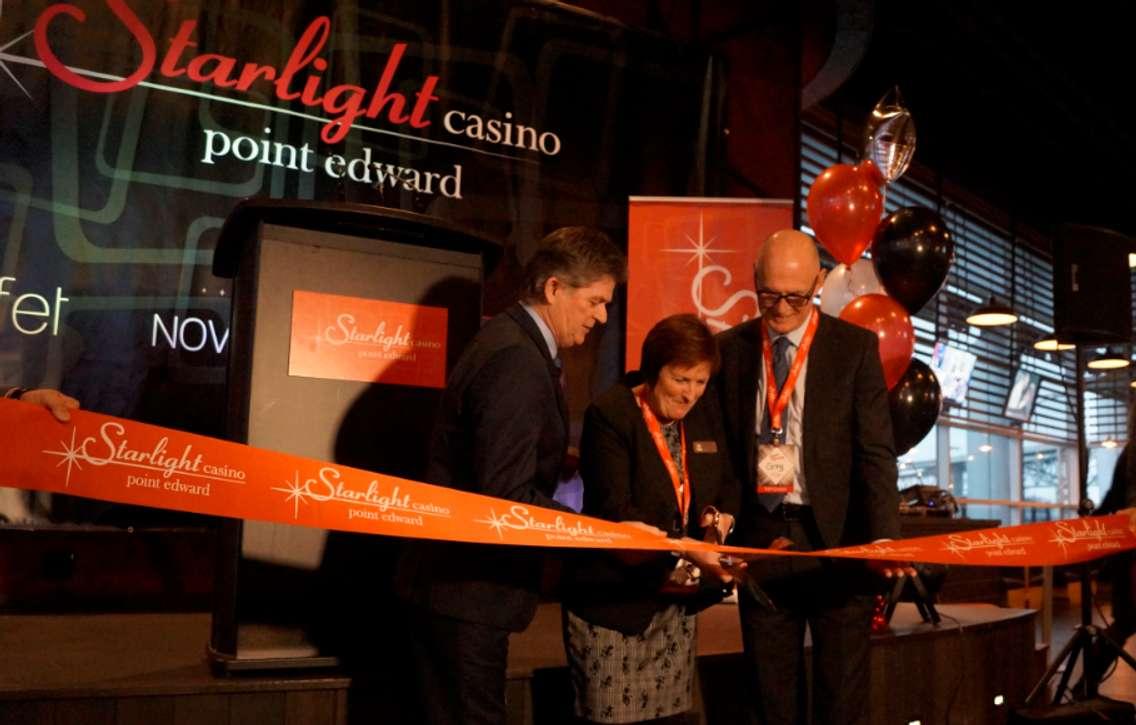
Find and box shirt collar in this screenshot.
[766,308,814,348]
[520,302,558,360]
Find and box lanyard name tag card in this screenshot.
[757,441,800,494]
[756,310,818,495]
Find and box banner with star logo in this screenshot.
[3,399,1135,567]
[625,197,794,370]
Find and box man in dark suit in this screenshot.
[713,229,900,725]
[395,226,626,725]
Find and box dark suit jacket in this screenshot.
[1100,444,1136,514]
[394,304,571,632]
[714,312,899,549]
[563,379,740,634]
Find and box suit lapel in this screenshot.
[506,304,568,434]
[735,322,761,484]
[802,314,835,493]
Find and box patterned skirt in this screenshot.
[563,605,696,723]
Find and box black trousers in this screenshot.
[406,605,512,725]
[737,507,876,725]
[1103,552,1136,656]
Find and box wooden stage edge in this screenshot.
[0,602,1039,725]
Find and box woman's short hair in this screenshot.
[640,314,720,385]
[519,227,626,304]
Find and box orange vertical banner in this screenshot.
[625,197,793,370]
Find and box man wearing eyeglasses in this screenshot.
[712,229,899,725]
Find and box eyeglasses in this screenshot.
[755,276,818,310]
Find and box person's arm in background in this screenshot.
[4,387,79,422]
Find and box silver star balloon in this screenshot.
[862,87,916,184]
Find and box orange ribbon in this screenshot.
[0,399,1133,567]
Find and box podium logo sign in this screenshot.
[288,290,447,388]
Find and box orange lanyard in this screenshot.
[762,308,819,441]
[635,387,691,524]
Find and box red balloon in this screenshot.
[806,162,884,266]
[838,293,914,389]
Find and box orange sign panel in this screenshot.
[288,290,447,388]
[626,198,793,370]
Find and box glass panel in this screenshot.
[1022,439,1076,522]
[898,424,938,489]
[1087,445,1123,511]
[951,427,1013,524]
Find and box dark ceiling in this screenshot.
[819,0,1136,239]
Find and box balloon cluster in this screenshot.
[807,89,951,456]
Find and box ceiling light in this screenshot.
[1032,334,1075,352]
[967,296,1018,327]
[1086,349,1130,371]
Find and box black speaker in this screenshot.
[1052,224,1133,345]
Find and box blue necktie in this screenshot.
[759,336,792,510]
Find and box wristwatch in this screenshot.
[3,387,27,400]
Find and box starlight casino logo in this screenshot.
[45,420,246,497]
[942,530,1035,559]
[1048,518,1130,555]
[29,1,562,154]
[475,504,635,544]
[273,465,452,528]
[288,290,448,388]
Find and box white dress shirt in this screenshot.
[520,303,558,360]
[754,311,813,505]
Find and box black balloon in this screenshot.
[872,206,954,314]
[888,358,942,456]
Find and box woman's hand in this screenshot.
[682,545,737,584]
[699,507,734,545]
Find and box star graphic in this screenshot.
[308,318,327,352]
[474,508,510,540]
[661,210,738,270]
[0,5,33,101]
[42,427,86,487]
[270,472,310,519]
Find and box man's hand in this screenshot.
[1119,507,1136,534]
[613,520,668,565]
[19,388,79,422]
[865,538,917,579]
[866,559,919,579]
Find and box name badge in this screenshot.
[692,440,718,453]
[756,442,799,494]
